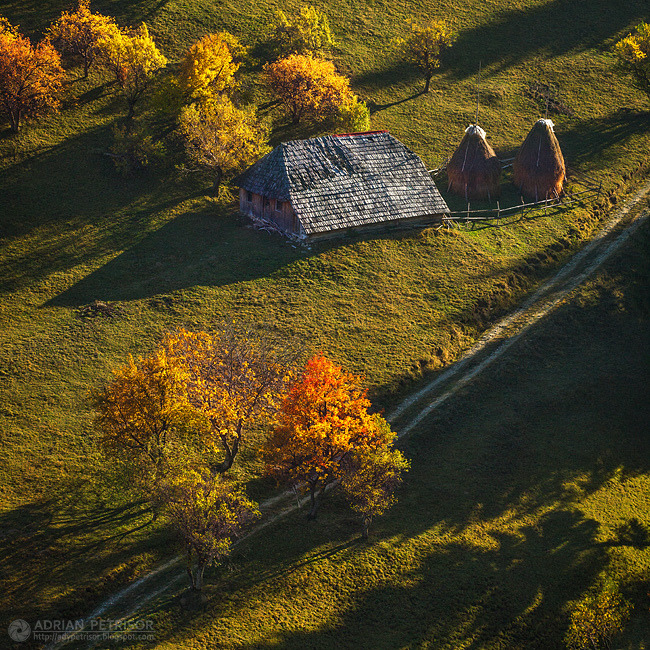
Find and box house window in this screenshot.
[246,191,252,203]
[263,197,270,209]
[275,200,283,213]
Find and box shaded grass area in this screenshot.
[0,0,649,635]
[128,221,650,650]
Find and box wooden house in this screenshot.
[235,131,449,240]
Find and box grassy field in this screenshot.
[112,208,650,649]
[0,0,649,644]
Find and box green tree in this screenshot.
[48,0,119,78]
[341,420,409,539]
[615,22,650,101]
[178,31,244,102]
[98,23,167,120]
[178,96,270,195]
[397,20,454,93]
[158,469,259,591]
[272,5,333,57]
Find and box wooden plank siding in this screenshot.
[239,189,301,236]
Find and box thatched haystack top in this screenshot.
[514,118,565,200]
[235,132,449,236]
[446,123,501,200]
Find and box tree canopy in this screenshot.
[178,31,244,102]
[0,22,65,132]
[98,22,167,119]
[615,22,650,101]
[264,53,354,123]
[178,96,270,194]
[158,469,259,591]
[48,0,119,77]
[398,19,454,92]
[264,354,394,519]
[271,5,333,58]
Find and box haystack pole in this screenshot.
[446,63,501,201]
[513,119,565,201]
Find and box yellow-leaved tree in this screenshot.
[272,5,333,58]
[48,0,119,77]
[163,327,298,473]
[157,469,259,591]
[178,95,270,195]
[98,22,167,119]
[0,19,65,132]
[265,53,364,124]
[91,349,205,496]
[264,354,405,520]
[615,22,650,101]
[178,31,244,102]
[398,19,454,93]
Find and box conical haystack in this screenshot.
[447,124,501,201]
[513,119,565,201]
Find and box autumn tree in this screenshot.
[91,349,203,495]
[615,22,650,101]
[341,419,409,538]
[98,22,167,120]
[264,354,392,519]
[48,0,119,78]
[178,31,244,103]
[398,20,454,93]
[178,95,270,195]
[0,22,65,132]
[265,53,357,123]
[0,17,17,39]
[271,5,333,58]
[158,469,259,591]
[164,327,298,473]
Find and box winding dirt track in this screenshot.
[49,180,650,649]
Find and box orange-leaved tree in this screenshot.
[97,22,166,120]
[264,354,391,519]
[48,0,119,78]
[264,53,354,123]
[164,327,298,473]
[178,31,244,103]
[91,348,204,495]
[157,469,259,591]
[0,20,65,132]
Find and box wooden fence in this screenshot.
[429,161,602,227]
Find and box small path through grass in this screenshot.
[49,180,650,649]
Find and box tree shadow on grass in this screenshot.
[446,0,648,80]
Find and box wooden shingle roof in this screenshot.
[235,132,449,235]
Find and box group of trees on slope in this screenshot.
[0,2,462,190]
[92,327,409,592]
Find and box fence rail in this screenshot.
[430,158,602,226]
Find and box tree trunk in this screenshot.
[212,166,223,197]
[193,563,205,591]
[424,75,431,93]
[307,480,321,520]
[213,426,240,473]
[9,109,20,132]
[361,516,371,540]
[83,57,90,79]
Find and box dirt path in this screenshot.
[49,180,650,649]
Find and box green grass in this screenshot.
[0,0,649,642]
[113,215,650,649]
